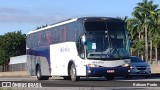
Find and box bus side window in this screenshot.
[59,27,67,42]
[27,35,32,48]
[33,33,38,48]
[58,29,64,42]
[50,28,58,44]
[38,32,41,47]
[46,31,51,45]
[63,28,67,41]
[40,31,47,46]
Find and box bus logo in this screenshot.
[60,46,70,52]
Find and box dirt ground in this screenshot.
[0,71,29,77]
[150,64,160,73]
[0,65,159,77]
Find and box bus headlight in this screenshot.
[87,64,100,67]
[121,63,130,67]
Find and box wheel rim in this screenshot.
[37,68,41,79]
[71,65,76,80]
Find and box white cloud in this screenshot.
[0,7,69,24]
[0,7,29,15]
[0,14,69,24]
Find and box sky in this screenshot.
[0,0,160,35]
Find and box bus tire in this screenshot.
[36,65,43,80]
[36,66,49,80]
[70,64,80,81]
[106,75,114,81]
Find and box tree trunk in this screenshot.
[141,54,144,61]
[155,47,158,64]
[145,26,148,62]
[2,65,4,72]
[138,51,140,57]
[149,39,152,64]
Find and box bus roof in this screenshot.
[27,17,123,35]
[27,18,78,35]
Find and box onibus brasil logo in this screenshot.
[1,82,42,87]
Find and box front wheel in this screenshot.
[70,64,80,81]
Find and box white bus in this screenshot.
[26,17,130,81]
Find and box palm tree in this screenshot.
[131,0,160,62]
[146,1,160,64]
[127,18,145,59]
[152,17,160,64]
[133,0,149,61]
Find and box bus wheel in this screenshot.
[70,64,80,81]
[106,75,114,81]
[36,66,43,80]
[36,66,49,80]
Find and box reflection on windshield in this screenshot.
[86,31,129,60]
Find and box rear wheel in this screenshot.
[70,64,80,81]
[36,66,43,80]
[36,66,49,80]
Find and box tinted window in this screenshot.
[27,33,38,48]
[84,21,125,31]
[50,28,59,44]
[67,22,76,41]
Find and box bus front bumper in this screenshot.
[86,67,115,77]
[86,66,129,77]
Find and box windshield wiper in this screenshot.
[113,48,122,59]
[104,21,112,52]
[104,21,122,59]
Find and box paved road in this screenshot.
[0,76,160,90]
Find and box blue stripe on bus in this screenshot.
[27,46,50,67]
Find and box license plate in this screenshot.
[107,70,114,73]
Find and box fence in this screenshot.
[0,63,27,72]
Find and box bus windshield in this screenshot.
[84,21,130,60]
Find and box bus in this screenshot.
[26,17,130,81]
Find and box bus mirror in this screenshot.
[81,35,86,45]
